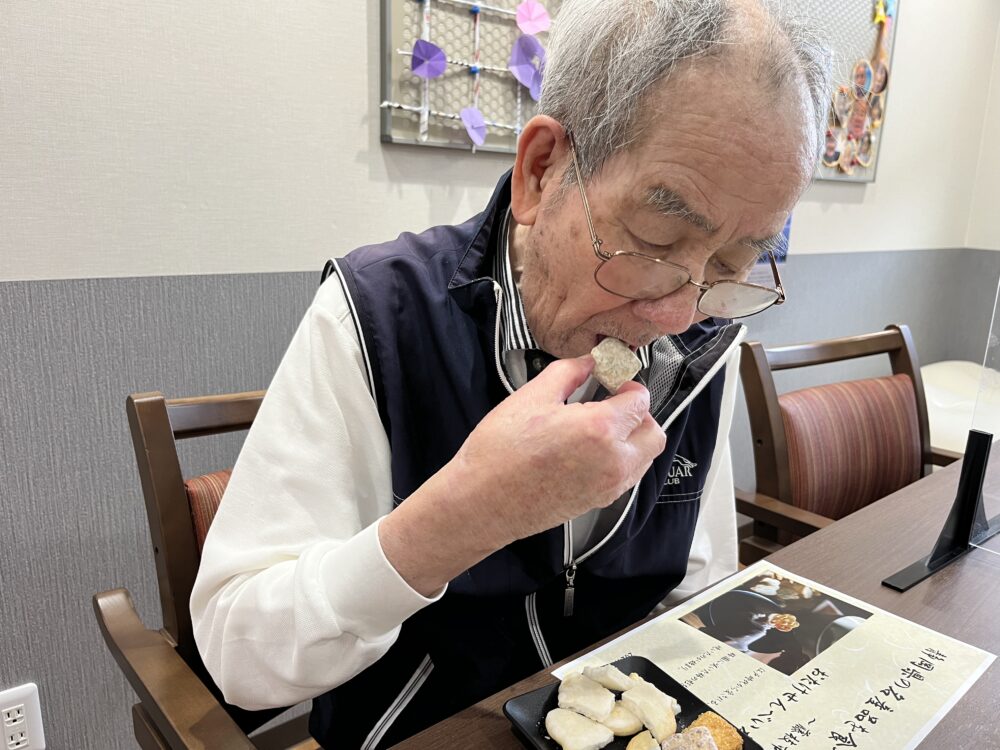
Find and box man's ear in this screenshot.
[510,116,566,226]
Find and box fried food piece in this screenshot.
[625,729,660,750]
[663,726,719,749]
[591,337,642,393]
[545,708,614,750]
[767,613,800,632]
[620,681,678,743]
[583,663,637,692]
[601,701,643,736]
[558,673,615,722]
[688,712,743,750]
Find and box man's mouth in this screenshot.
[595,333,640,352]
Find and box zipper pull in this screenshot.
[563,563,577,617]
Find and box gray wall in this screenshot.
[0,272,317,749]
[0,249,998,748]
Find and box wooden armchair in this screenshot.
[737,324,962,564]
[93,391,315,749]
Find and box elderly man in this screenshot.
[191,0,830,747]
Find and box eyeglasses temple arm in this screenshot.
[567,134,603,255]
[768,251,786,303]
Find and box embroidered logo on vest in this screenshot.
[665,455,697,486]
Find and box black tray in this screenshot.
[502,656,761,750]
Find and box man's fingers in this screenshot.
[525,355,595,403]
[609,415,665,496]
[601,381,652,436]
[628,413,668,463]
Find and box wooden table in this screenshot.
[393,453,1000,748]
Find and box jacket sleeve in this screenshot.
[190,276,444,710]
[663,344,741,604]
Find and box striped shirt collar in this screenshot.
[492,208,651,376]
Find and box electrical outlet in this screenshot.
[1,706,24,728]
[0,685,43,750]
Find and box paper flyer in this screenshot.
[553,561,995,749]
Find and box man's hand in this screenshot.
[379,356,666,596]
[448,355,665,542]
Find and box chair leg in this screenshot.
[133,704,171,750]
[739,536,783,566]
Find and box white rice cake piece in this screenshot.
[583,663,636,692]
[558,673,615,722]
[628,673,682,715]
[625,729,660,750]
[661,726,719,749]
[545,708,614,750]
[600,701,643,736]
[621,681,678,743]
[591,337,642,393]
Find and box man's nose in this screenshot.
[630,282,701,333]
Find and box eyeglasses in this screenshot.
[567,135,786,319]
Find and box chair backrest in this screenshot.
[740,324,933,518]
[126,391,263,664]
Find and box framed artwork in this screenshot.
[809,0,900,183]
[380,0,560,153]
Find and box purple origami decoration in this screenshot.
[516,0,551,35]
[411,39,448,79]
[460,107,487,146]
[509,34,545,102]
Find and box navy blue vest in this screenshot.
[309,174,738,749]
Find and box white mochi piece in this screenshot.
[544,708,614,750]
[620,681,678,743]
[628,673,682,715]
[583,663,637,692]
[625,729,660,750]
[558,673,616,722]
[600,701,643,736]
[591,337,642,393]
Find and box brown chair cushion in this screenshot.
[780,374,921,519]
[185,469,232,552]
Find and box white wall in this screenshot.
[968,16,1000,251]
[1,1,509,282]
[791,0,1000,255]
[3,0,999,282]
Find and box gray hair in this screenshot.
[539,0,833,179]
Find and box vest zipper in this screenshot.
[494,282,641,618]
[491,283,515,395]
[495,283,563,646]
[563,562,577,616]
[360,654,434,750]
[492,283,655,622]
[562,483,644,616]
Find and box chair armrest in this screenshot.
[735,488,834,538]
[93,588,256,750]
[930,447,962,467]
